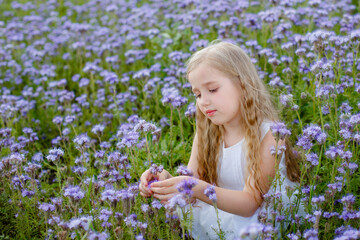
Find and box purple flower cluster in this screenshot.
[38,202,55,212]
[149,163,164,175]
[64,185,85,201]
[185,102,196,118]
[161,87,188,108]
[176,178,198,199]
[296,124,327,150]
[46,148,64,163]
[271,122,291,141]
[176,165,194,176]
[204,185,217,203]
[237,223,276,240]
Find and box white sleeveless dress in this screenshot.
[186,121,302,240]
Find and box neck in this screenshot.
[223,124,245,148]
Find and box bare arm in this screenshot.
[151,130,280,217]
[187,133,200,178]
[193,130,280,217]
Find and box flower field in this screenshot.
[0,0,359,239]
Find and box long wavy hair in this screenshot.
[186,40,300,200]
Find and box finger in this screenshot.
[153,193,174,201]
[139,185,152,197]
[150,178,172,188]
[139,183,152,195]
[140,191,151,197]
[140,170,152,185]
[151,186,176,195]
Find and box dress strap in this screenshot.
[260,121,272,141]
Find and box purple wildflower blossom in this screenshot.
[176,165,194,176]
[151,199,163,210]
[271,122,291,140]
[166,194,187,209]
[204,185,217,203]
[176,178,198,199]
[91,124,105,135]
[88,231,109,240]
[185,102,196,118]
[306,152,319,166]
[149,163,164,175]
[64,185,84,201]
[46,148,64,163]
[38,203,55,212]
[67,215,92,230]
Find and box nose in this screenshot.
[198,93,210,107]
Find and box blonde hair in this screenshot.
[186,40,300,200]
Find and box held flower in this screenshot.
[176,177,198,199]
[204,185,217,203]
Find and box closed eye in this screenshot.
[209,88,218,93]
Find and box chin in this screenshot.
[208,119,222,126]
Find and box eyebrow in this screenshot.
[191,81,218,92]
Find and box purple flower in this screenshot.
[349,113,360,126]
[52,116,63,125]
[287,233,300,240]
[88,231,109,240]
[38,203,55,212]
[46,148,64,163]
[64,185,84,201]
[21,189,35,198]
[166,194,187,209]
[133,69,151,80]
[279,94,293,107]
[306,152,319,166]
[185,102,196,118]
[67,215,92,230]
[91,124,105,135]
[31,152,44,163]
[71,166,87,175]
[95,150,106,159]
[311,195,325,206]
[297,124,327,150]
[134,120,157,133]
[271,122,291,140]
[73,134,90,148]
[124,214,138,228]
[176,178,198,199]
[325,146,343,160]
[135,234,145,240]
[161,87,188,108]
[151,199,163,210]
[98,208,112,222]
[341,194,356,210]
[101,189,117,203]
[176,165,194,176]
[149,163,164,175]
[303,228,318,240]
[204,185,217,203]
[238,222,265,239]
[117,131,140,149]
[107,151,123,164]
[141,204,150,213]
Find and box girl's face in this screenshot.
[188,62,242,130]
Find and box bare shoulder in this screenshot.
[259,129,285,176]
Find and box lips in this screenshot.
[206,110,216,116]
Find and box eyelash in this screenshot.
[209,88,218,93]
[195,88,218,99]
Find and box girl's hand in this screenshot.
[139,169,172,197]
[150,176,195,203]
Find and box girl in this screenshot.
[139,40,301,239]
